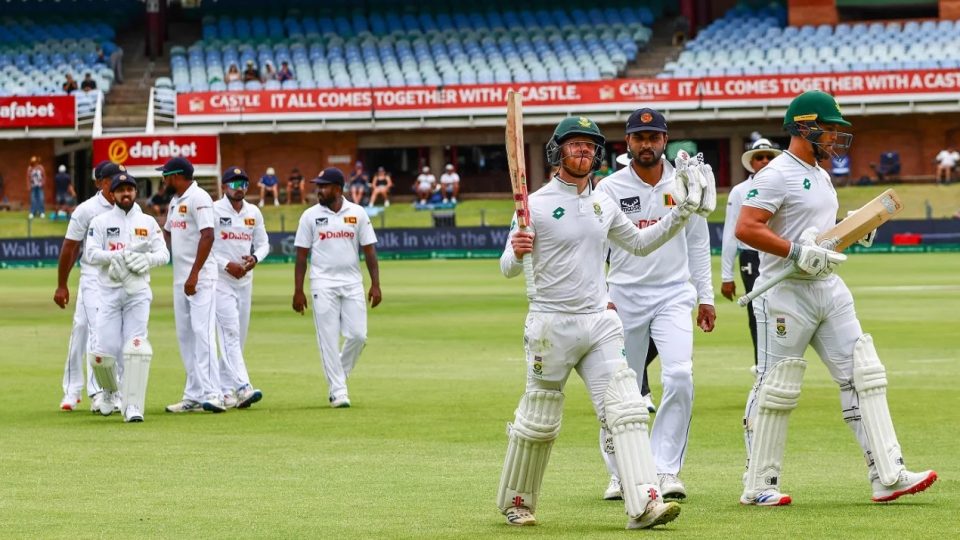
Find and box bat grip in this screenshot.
[736,266,794,307]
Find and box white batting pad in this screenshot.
[604,367,659,518]
[90,352,119,392]
[743,358,805,497]
[853,334,904,486]
[496,390,564,513]
[120,337,153,416]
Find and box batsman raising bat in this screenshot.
[734,90,937,506]
[496,98,713,529]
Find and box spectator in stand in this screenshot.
[672,14,690,46]
[54,164,76,218]
[80,73,97,93]
[277,61,295,82]
[369,166,393,207]
[414,166,436,205]
[27,156,46,219]
[935,146,959,184]
[593,159,613,180]
[109,45,124,84]
[94,46,107,65]
[258,167,280,207]
[287,167,305,204]
[62,73,78,94]
[349,161,370,205]
[262,61,276,82]
[439,163,460,204]
[243,60,261,83]
[226,64,241,83]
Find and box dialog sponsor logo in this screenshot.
[318,231,355,240]
[221,231,253,241]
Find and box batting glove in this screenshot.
[788,242,846,278]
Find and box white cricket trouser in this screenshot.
[522,310,626,419]
[92,285,151,364]
[607,282,696,476]
[310,283,367,399]
[173,281,220,402]
[216,279,253,393]
[748,275,874,467]
[62,275,103,397]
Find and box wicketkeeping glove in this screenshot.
[673,150,703,218]
[109,256,131,282]
[694,157,717,217]
[123,250,150,274]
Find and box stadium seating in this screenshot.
[0,17,119,98]
[165,7,655,93]
[661,6,960,78]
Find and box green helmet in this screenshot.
[546,116,606,170]
[783,90,851,128]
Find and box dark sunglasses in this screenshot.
[225,180,249,189]
[752,154,775,161]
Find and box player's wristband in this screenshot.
[252,255,258,263]
[787,242,801,261]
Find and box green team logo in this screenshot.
[803,178,811,190]
[746,189,759,200]
[552,207,566,219]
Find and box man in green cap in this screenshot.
[735,90,937,506]
[494,116,714,529]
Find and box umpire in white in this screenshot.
[292,167,381,408]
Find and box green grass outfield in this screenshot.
[0,255,957,538]
[3,183,960,237]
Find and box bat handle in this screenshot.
[736,266,794,307]
[522,255,537,299]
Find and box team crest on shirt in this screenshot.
[593,202,602,218]
[532,356,543,378]
[178,204,188,215]
[88,228,94,237]
[620,196,642,213]
[106,227,120,237]
[776,317,787,337]
[244,218,255,227]
[663,194,676,207]
[134,228,148,238]
[344,216,358,224]
[219,217,232,226]
[315,217,328,226]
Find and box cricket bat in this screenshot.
[505,90,537,299]
[737,188,903,306]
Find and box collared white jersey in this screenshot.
[85,204,169,287]
[742,151,838,283]
[721,177,754,282]
[64,191,114,277]
[597,158,714,305]
[440,172,460,185]
[164,182,218,285]
[416,173,436,188]
[212,197,270,286]
[500,177,688,314]
[294,198,377,288]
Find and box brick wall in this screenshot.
[0,139,56,207]
[219,132,358,183]
[845,113,960,179]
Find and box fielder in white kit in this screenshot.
[85,173,169,422]
[293,167,381,408]
[735,90,937,505]
[53,161,123,412]
[159,157,225,414]
[495,117,713,529]
[212,167,268,408]
[595,108,716,501]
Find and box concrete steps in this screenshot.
[624,19,682,79]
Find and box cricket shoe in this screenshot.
[871,470,937,503]
[90,392,105,413]
[603,476,623,500]
[626,500,681,529]
[504,506,536,526]
[222,391,239,409]
[658,473,686,500]
[202,394,227,413]
[236,385,263,409]
[123,405,144,423]
[740,488,792,506]
[59,393,81,411]
[329,394,351,408]
[97,391,115,416]
[641,393,657,413]
[165,399,202,413]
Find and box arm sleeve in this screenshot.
[499,213,525,278]
[607,206,688,256]
[358,212,377,246]
[720,185,744,282]
[742,168,786,214]
[84,219,112,266]
[252,210,271,261]
[64,205,89,241]
[194,197,215,231]
[146,222,170,267]
[293,214,313,249]
[686,215,714,305]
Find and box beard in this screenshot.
[632,148,663,168]
[116,197,135,212]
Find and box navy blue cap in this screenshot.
[222,166,249,183]
[626,108,668,134]
[98,162,126,180]
[312,167,345,187]
[110,173,137,192]
[93,160,112,179]
[155,157,194,179]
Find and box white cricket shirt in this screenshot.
[440,172,460,185]
[163,181,218,285]
[500,177,688,314]
[294,198,377,288]
[720,177,754,282]
[85,204,168,288]
[65,191,114,277]
[597,158,714,305]
[742,151,839,283]
[212,197,270,286]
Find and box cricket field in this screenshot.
[0,254,956,538]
